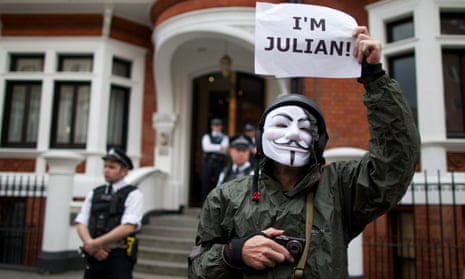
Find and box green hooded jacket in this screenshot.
[188,75,420,279]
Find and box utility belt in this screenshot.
[203,152,226,162]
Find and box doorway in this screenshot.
[189,71,265,207]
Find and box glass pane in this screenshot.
[107,86,129,149]
[441,12,465,35]
[10,55,44,72]
[389,54,418,124]
[74,85,90,144]
[8,87,27,142]
[56,86,74,144]
[26,85,42,142]
[387,17,414,43]
[112,58,132,78]
[58,55,93,72]
[443,50,464,137]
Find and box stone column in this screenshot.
[37,151,84,273]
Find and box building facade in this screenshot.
[0,0,464,277]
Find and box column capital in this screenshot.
[41,151,85,174]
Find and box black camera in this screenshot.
[272,235,306,261]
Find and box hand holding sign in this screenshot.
[353,26,382,64]
[255,2,361,78]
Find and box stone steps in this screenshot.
[133,211,199,278]
[135,258,188,277]
[138,246,191,262]
[134,273,186,279]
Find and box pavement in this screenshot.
[0,268,83,279]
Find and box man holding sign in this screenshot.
[188,3,419,279]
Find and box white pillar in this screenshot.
[348,234,364,278]
[414,0,447,175]
[37,151,84,273]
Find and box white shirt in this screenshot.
[217,161,253,186]
[201,132,229,154]
[75,178,144,231]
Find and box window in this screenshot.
[386,16,414,43]
[50,82,90,148]
[112,57,132,78]
[388,53,418,124]
[443,49,465,138]
[441,12,465,35]
[57,55,93,72]
[392,209,416,279]
[1,82,42,147]
[107,86,130,151]
[9,54,44,72]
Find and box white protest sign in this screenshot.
[254,2,361,78]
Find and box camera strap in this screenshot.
[293,191,314,279]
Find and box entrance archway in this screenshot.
[189,71,264,206]
[152,7,289,210]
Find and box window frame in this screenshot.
[1,81,42,148]
[386,16,415,43]
[50,81,91,149]
[112,57,132,78]
[387,52,418,125]
[57,54,94,72]
[442,48,465,138]
[9,54,45,72]
[106,85,130,151]
[440,11,465,35]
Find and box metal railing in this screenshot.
[364,172,465,279]
[0,174,47,266]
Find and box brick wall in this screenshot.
[0,14,103,36]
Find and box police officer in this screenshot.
[75,148,143,279]
[201,118,229,204]
[244,123,257,151]
[244,123,258,168]
[217,134,254,186]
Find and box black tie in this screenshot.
[106,184,113,194]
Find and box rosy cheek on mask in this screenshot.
[263,129,282,141]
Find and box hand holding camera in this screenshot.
[240,227,306,270]
[272,235,306,262]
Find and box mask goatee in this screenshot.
[290,151,295,165]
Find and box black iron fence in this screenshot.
[0,171,464,277]
[364,171,465,279]
[0,174,47,267]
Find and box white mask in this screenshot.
[262,105,313,167]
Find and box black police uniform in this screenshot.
[85,184,138,279]
[244,123,258,169]
[82,148,139,279]
[217,134,254,185]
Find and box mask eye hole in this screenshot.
[300,127,311,133]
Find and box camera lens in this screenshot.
[287,240,303,256]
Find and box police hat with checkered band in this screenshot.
[102,148,134,170]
